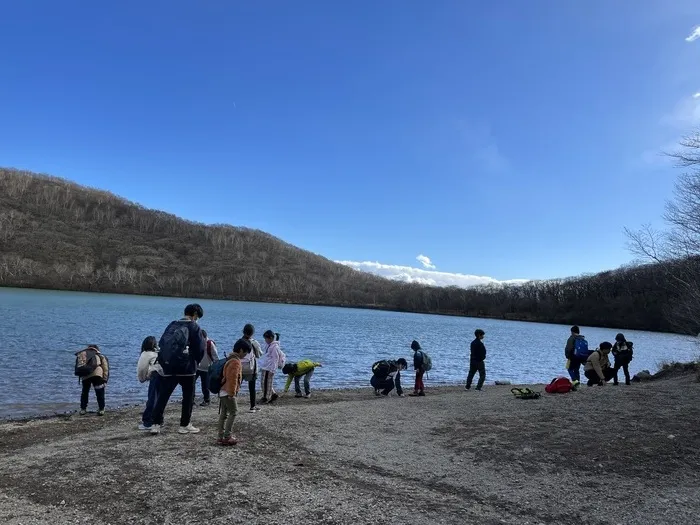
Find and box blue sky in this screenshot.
[1,1,700,285]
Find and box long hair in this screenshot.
[141,336,158,353]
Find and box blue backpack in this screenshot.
[208,358,229,395]
[573,336,592,361]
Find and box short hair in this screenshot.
[397,358,408,368]
[141,336,158,353]
[233,338,252,354]
[282,363,297,375]
[600,341,613,350]
[243,324,255,337]
[185,304,204,318]
[571,325,580,334]
[263,330,275,340]
[475,329,485,337]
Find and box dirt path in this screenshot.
[1,375,699,525]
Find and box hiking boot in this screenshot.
[150,424,162,435]
[138,423,152,431]
[79,409,87,415]
[97,410,105,416]
[219,436,238,446]
[178,424,200,434]
[200,401,211,407]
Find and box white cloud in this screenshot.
[686,26,700,42]
[336,260,528,288]
[416,254,436,269]
[660,93,700,128]
[693,92,700,99]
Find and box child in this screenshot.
[75,345,110,416]
[282,360,322,398]
[217,338,251,446]
[195,330,219,407]
[410,340,426,397]
[612,333,634,386]
[136,336,163,430]
[258,330,285,404]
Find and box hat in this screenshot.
[233,338,252,354]
[411,340,421,351]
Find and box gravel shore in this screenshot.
[1,374,699,525]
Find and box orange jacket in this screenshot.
[221,357,242,396]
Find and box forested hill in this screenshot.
[0,168,693,334]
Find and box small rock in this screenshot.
[60,500,66,506]
[237,490,248,496]
[668,434,676,439]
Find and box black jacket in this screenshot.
[413,350,424,371]
[470,338,486,362]
[158,318,206,376]
[372,360,403,395]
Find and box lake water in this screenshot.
[1,287,698,418]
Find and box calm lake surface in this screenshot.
[1,288,698,418]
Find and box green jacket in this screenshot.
[283,359,321,392]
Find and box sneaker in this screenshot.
[304,393,311,399]
[150,424,162,435]
[295,394,304,398]
[374,389,382,396]
[259,398,269,404]
[418,392,426,397]
[249,406,261,413]
[200,401,211,407]
[97,410,105,416]
[465,386,471,391]
[270,393,279,403]
[79,409,87,415]
[408,393,420,397]
[138,423,152,431]
[219,436,238,446]
[178,424,200,434]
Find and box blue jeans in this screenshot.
[567,357,581,383]
[294,369,314,395]
[142,373,161,426]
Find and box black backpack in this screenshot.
[158,320,192,375]
[74,347,99,377]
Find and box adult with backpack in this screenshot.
[410,340,431,397]
[215,338,251,446]
[241,323,263,413]
[149,304,206,435]
[195,330,219,407]
[565,325,589,385]
[466,329,486,391]
[584,342,615,386]
[612,333,634,386]
[75,345,109,416]
[370,358,408,397]
[136,336,163,430]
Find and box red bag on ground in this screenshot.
[545,377,573,394]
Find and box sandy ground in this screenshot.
[1,375,699,525]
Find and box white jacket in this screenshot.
[259,341,286,372]
[136,351,163,383]
[197,339,220,371]
[240,338,262,373]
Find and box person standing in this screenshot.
[612,333,634,386]
[217,338,251,446]
[466,329,486,391]
[75,345,109,416]
[150,304,206,435]
[410,340,426,397]
[195,330,219,407]
[136,336,163,430]
[259,329,285,404]
[565,325,586,385]
[241,323,263,412]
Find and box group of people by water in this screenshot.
[74,305,635,444]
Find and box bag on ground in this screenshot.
[545,377,573,394]
[208,358,228,395]
[573,336,592,361]
[74,347,99,377]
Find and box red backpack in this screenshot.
[545,377,573,394]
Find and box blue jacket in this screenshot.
[158,318,205,376]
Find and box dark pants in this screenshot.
[142,373,161,426]
[152,375,195,427]
[294,370,314,395]
[371,375,395,395]
[613,357,632,385]
[195,370,210,402]
[567,356,582,383]
[244,373,257,409]
[466,360,486,390]
[585,368,616,386]
[414,369,425,393]
[81,376,105,410]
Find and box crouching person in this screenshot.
[370,358,408,397]
[75,345,110,416]
[282,360,323,398]
[584,342,615,386]
[217,338,252,446]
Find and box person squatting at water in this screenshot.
[370,358,408,396]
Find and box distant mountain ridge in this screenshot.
[0,168,690,333]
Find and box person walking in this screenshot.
[195,330,219,407]
[612,333,634,386]
[136,336,163,430]
[241,323,263,412]
[75,345,110,415]
[466,329,486,391]
[150,304,206,435]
